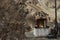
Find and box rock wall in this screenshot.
[0,0,60,40]
[0,0,28,40]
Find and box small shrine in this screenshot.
[33,11,50,37]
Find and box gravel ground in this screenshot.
[21,37,60,40]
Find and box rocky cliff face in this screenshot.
[0,0,27,40]
[0,0,60,40]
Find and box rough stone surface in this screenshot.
[0,0,60,40]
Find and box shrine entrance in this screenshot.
[36,18,47,28]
